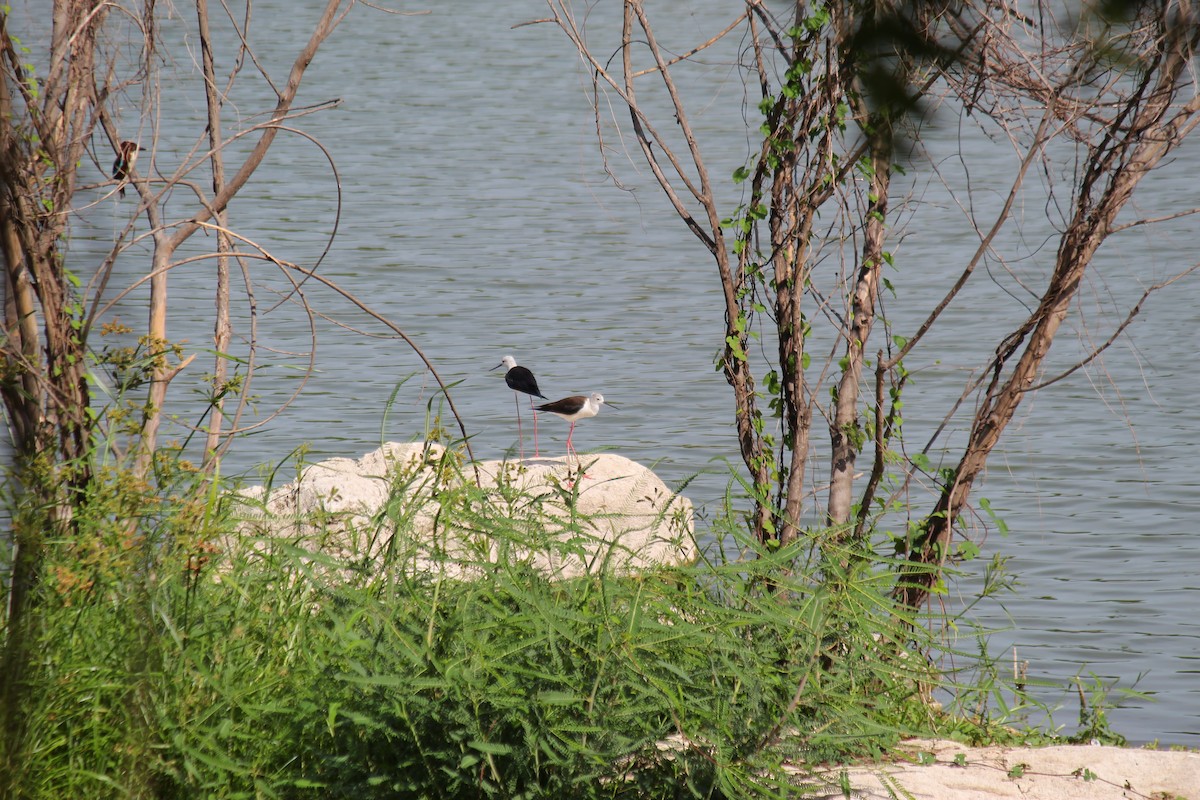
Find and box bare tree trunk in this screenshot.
[773,211,813,548]
[827,122,891,534]
[132,250,173,477]
[614,1,776,541]
[0,0,108,766]
[133,0,354,476]
[548,0,1200,607]
[197,0,234,468]
[898,20,1200,609]
[0,211,40,456]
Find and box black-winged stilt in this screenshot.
[535,392,615,469]
[492,355,547,459]
[112,141,144,198]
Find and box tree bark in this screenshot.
[828,122,891,535]
[897,20,1200,609]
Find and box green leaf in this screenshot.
[535,690,581,706]
[979,497,1009,536]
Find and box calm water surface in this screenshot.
[63,0,1200,745]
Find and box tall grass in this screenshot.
[1,446,1019,799]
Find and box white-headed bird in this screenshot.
[493,355,548,459]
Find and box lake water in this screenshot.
[57,0,1200,746]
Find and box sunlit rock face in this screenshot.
[230,443,696,580]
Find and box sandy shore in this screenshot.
[805,738,1199,799]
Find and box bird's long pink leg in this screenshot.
[564,421,593,484]
[564,421,578,488]
[529,397,540,458]
[514,392,525,460]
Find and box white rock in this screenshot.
[472,453,696,578]
[227,443,695,579]
[806,738,1200,800]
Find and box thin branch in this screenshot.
[628,10,748,78]
[1025,264,1200,392]
[884,109,1057,371]
[165,0,352,252]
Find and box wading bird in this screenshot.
[492,355,547,459]
[535,392,615,474]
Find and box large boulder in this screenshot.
[229,442,696,579]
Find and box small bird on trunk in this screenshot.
[112,141,145,198]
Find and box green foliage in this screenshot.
[1,448,966,799]
[1066,674,1136,747]
[2,442,1135,798]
